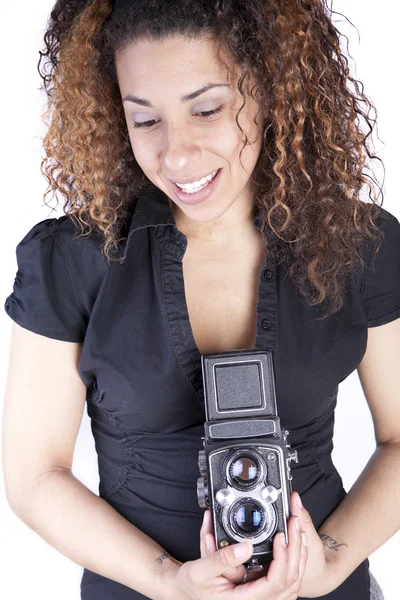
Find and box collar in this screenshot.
[121,184,177,261]
[127,184,177,233]
[121,182,263,261]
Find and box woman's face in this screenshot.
[115,34,265,228]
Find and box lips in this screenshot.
[172,169,218,186]
[176,170,218,192]
[171,167,222,206]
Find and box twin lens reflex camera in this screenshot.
[197,349,298,574]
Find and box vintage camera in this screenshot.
[197,349,298,571]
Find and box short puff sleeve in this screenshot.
[4,218,87,342]
[361,206,400,328]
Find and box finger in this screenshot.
[286,516,303,588]
[206,533,248,584]
[267,527,290,589]
[199,511,245,584]
[249,517,302,597]
[202,511,217,554]
[190,540,253,585]
[298,529,308,580]
[199,511,209,558]
[246,529,288,596]
[205,533,217,554]
[204,516,246,585]
[291,492,322,558]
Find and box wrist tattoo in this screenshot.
[155,551,171,565]
[319,533,348,552]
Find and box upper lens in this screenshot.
[232,500,264,534]
[229,455,260,486]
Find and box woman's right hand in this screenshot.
[160,510,308,600]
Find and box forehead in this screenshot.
[115,35,236,87]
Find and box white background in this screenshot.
[1,1,399,599]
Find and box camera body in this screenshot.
[197,349,298,568]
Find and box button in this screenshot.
[263,269,273,280]
[262,319,272,330]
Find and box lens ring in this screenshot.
[230,499,265,536]
[227,452,262,489]
[221,498,277,544]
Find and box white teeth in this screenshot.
[175,170,218,192]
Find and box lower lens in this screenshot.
[232,500,264,534]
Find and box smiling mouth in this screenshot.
[174,170,219,193]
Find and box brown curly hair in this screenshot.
[38,0,388,320]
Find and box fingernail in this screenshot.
[302,532,307,547]
[234,542,251,557]
[297,493,303,509]
[280,533,287,547]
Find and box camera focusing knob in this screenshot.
[197,477,209,508]
[198,450,207,476]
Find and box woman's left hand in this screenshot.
[200,491,339,597]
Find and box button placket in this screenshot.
[160,230,205,408]
[256,257,277,352]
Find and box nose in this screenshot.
[160,123,201,176]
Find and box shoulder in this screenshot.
[359,203,400,328]
[16,214,104,249]
[55,214,110,271]
[5,214,111,342]
[360,204,400,278]
[51,216,111,318]
[361,202,400,242]
[16,213,110,285]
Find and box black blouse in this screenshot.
[4,185,400,600]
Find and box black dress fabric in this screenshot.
[4,184,400,600]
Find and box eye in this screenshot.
[132,118,159,129]
[132,105,225,129]
[197,105,224,119]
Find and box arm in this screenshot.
[316,319,400,587]
[3,323,181,600]
[9,468,182,599]
[318,441,400,585]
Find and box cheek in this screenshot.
[129,137,155,170]
[207,120,245,159]
[228,122,263,171]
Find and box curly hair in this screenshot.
[38,0,388,320]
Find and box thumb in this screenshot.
[195,541,253,583]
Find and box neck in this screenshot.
[169,197,259,246]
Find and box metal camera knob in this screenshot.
[198,450,207,476]
[288,450,298,464]
[197,476,209,508]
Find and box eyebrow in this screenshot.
[122,83,230,107]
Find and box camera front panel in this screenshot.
[205,440,291,563]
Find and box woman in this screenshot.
[3,0,399,599]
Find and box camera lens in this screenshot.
[231,500,264,535]
[229,455,260,486]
